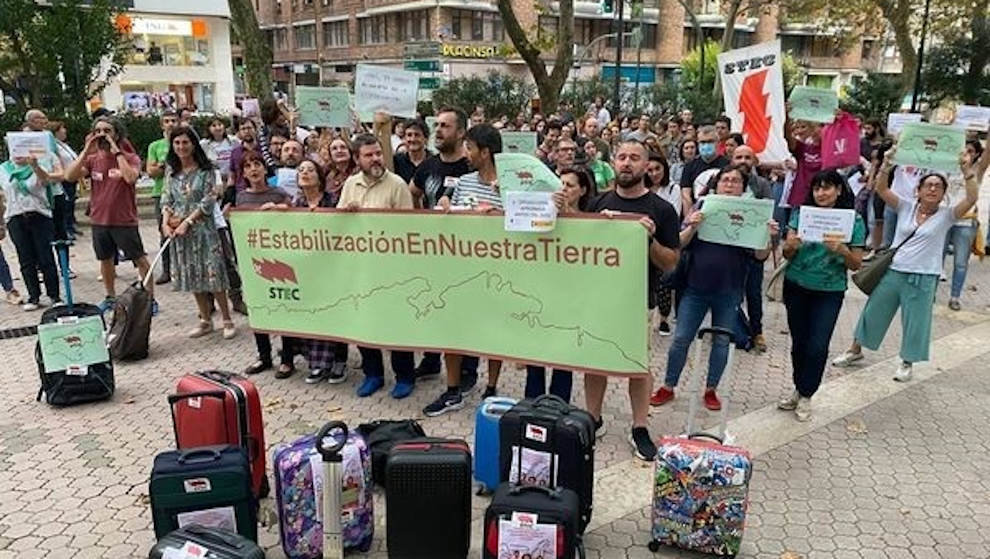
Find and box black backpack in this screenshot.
[356,419,426,485]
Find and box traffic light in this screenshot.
[602,0,613,13]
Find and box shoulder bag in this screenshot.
[851,227,918,295]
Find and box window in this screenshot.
[398,10,430,41]
[272,27,288,50]
[127,33,211,66]
[471,11,483,40]
[449,10,504,42]
[862,39,876,61]
[322,20,348,47]
[574,18,595,46]
[359,15,388,44]
[295,24,316,49]
[607,22,656,49]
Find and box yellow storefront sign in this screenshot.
[442,44,498,58]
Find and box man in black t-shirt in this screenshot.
[584,140,680,462]
[411,107,471,209]
[679,124,728,217]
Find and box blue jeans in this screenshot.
[783,280,844,397]
[524,366,573,402]
[744,258,764,335]
[943,223,975,298]
[0,246,13,292]
[881,205,898,249]
[664,288,741,389]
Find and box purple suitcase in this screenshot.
[273,430,374,557]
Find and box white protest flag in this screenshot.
[718,40,789,164]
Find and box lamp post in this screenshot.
[910,0,931,112]
[613,0,625,112]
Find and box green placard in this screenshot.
[500,131,538,155]
[697,194,774,250]
[495,153,562,198]
[37,315,109,373]
[405,59,440,72]
[788,86,839,124]
[231,210,648,375]
[893,123,966,174]
[295,86,352,128]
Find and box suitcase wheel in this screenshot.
[648,540,660,553]
[259,475,270,499]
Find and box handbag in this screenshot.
[851,227,918,295]
[764,261,789,302]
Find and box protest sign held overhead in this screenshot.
[893,123,965,174]
[354,64,419,120]
[718,40,790,164]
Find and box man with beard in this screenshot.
[584,140,680,461]
[732,145,772,352]
[860,118,886,159]
[338,134,418,399]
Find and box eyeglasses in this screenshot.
[718,176,744,185]
[920,182,944,191]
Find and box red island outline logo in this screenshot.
[252,258,298,284]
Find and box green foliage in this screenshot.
[643,82,722,123]
[839,73,905,120]
[430,70,535,119]
[922,38,990,106]
[680,40,722,92]
[559,77,614,114]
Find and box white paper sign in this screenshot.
[954,105,990,132]
[241,98,260,119]
[5,131,50,158]
[847,171,866,197]
[798,206,856,242]
[496,517,557,559]
[504,191,557,232]
[886,113,922,136]
[277,167,299,199]
[354,64,419,120]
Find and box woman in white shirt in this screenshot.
[833,146,983,381]
[200,117,239,183]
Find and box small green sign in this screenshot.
[419,77,442,90]
[404,59,440,72]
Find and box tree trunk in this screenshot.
[228,0,273,101]
[877,0,916,95]
[497,0,573,114]
[964,0,990,103]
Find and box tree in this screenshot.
[430,71,535,119]
[922,37,990,107]
[228,0,273,101]
[0,0,129,115]
[840,72,904,119]
[682,41,804,94]
[497,0,573,114]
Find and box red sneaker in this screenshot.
[650,386,675,406]
[703,389,722,411]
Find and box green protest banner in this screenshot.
[295,86,352,128]
[231,210,649,375]
[893,123,965,174]
[697,194,774,249]
[500,131,538,155]
[37,316,109,373]
[495,153,561,199]
[788,86,838,124]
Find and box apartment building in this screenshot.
[251,0,901,100]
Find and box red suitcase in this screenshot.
[170,370,269,498]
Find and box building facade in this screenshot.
[253,0,901,101]
[101,0,236,113]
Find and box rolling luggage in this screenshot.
[355,419,426,486]
[648,327,752,557]
[385,438,472,558]
[499,395,596,531]
[149,524,264,559]
[272,422,373,557]
[171,370,269,499]
[108,237,170,361]
[149,445,258,542]
[36,240,114,406]
[474,397,517,494]
[483,483,585,559]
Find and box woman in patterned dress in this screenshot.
[161,127,236,340]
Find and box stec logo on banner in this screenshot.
[252,258,301,301]
[718,40,790,164]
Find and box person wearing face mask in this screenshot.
[339,134,418,400]
[652,165,778,411]
[832,146,981,381]
[679,125,728,218]
[778,171,865,421]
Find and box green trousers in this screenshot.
[854,269,937,363]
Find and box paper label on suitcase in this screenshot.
[524,423,548,443]
[497,518,557,559]
[65,364,88,376]
[508,446,556,488]
[176,506,237,533]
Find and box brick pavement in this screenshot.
[0,221,988,558]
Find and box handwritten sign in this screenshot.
[504,191,557,232]
[697,195,774,250]
[295,86,352,128]
[954,105,990,132]
[354,64,418,120]
[500,131,538,155]
[788,86,838,124]
[886,112,922,136]
[893,123,965,174]
[495,153,561,199]
[797,206,856,242]
[5,132,50,159]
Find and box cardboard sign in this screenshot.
[5,131,50,159]
[886,112,922,136]
[797,206,856,243]
[500,131,538,155]
[696,195,774,249]
[295,86,352,128]
[954,105,990,132]
[893,123,966,174]
[788,86,838,124]
[354,64,418,120]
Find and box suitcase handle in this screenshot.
[177,447,223,464]
[198,369,235,383]
[508,484,562,500]
[480,397,517,419]
[531,394,571,413]
[316,421,347,462]
[182,524,248,549]
[687,432,724,445]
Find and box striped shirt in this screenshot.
[451,171,502,211]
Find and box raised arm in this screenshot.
[874,147,900,210]
[954,151,980,219]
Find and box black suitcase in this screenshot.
[36,241,114,406]
[385,438,471,558]
[149,524,264,558]
[499,395,596,531]
[483,483,585,559]
[109,237,169,361]
[150,445,258,542]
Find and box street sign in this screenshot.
[403,41,442,59]
[404,59,441,72]
[419,77,442,90]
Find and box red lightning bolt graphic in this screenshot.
[738,69,772,154]
[252,258,298,284]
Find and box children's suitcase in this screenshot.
[272,422,373,556]
[149,445,258,542]
[171,370,269,499]
[149,524,264,559]
[499,395,596,531]
[35,241,115,406]
[474,397,517,494]
[385,438,472,558]
[648,327,752,557]
[483,483,585,559]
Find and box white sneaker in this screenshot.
[795,397,812,422]
[894,362,913,382]
[831,351,864,367]
[21,301,39,311]
[777,390,800,411]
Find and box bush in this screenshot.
[840,73,905,121]
[430,70,535,120]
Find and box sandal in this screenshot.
[187,319,213,339]
[222,321,237,340]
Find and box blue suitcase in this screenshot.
[473,397,517,494]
